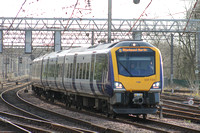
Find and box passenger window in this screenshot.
[83,63,86,79]
[94,54,107,80]
[69,63,73,78]
[76,63,79,79]
[86,63,90,79]
[55,64,57,77]
[65,63,69,78]
[79,63,83,79]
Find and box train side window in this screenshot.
[94,54,103,80]
[50,64,54,77]
[86,63,90,79]
[58,64,63,78]
[48,64,51,77]
[55,64,59,77]
[65,63,68,78]
[34,63,37,77]
[64,63,69,78]
[69,63,73,78]
[83,63,86,79]
[59,64,62,77]
[43,63,47,77]
[68,63,70,78]
[76,63,79,79]
[53,64,55,77]
[45,62,48,77]
[67,64,69,78]
[68,63,71,78]
[42,63,45,78]
[79,63,83,79]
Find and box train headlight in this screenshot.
[114,82,125,91]
[150,82,162,92]
[152,82,161,89]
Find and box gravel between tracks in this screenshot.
[19,88,200,133]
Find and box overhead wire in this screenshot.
[127,0,152,35]
[4,0,27,56]
[63,0,79,31]
[182,0,199,35]
[6,0,27,33]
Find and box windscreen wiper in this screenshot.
[118,61,133,77]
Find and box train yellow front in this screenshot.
[31,40,163,117]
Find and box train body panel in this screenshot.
[31,40,163,115]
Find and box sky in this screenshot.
[0,0,193,19]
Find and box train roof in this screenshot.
[112,40,155,47]
[33,40,155,62]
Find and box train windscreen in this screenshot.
[116,48,155,77]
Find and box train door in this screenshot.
[74,55,81,91]
[72,54,78,92]
[47,57,57,89]
[54,55,59,90]
[63,54,73,91]
[80,54,93,94]
[89,53,96,95]
[35,61,41,84]
[62,55,66,91]
[93,53,108,95]
[55,55,65,90]
[40,58,44,87]
[41,58,49,88]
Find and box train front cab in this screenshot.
[110,45,163,115]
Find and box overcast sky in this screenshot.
[0,0,192,19]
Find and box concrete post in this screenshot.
[108,0,112,43]
[54,31,61,52]
[25,30,32,54]
[170,34,174,85]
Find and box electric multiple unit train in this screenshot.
[31,40,163,117]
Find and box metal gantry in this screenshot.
[0,17,199,49]
[0,17,200,32]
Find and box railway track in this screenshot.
[161,101,200,123]
[0,111,98,133]
[162,93,200,105]
[126,116,200,133]
[1,82,200,132]
[0,116,30,133]
[20,86,200,133]
[0,83,123,133]
[161,93,200,123]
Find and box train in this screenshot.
[30,40,163,118]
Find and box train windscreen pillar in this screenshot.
[0,30,3,53]
[54,31,61,52]
[25,30,32,54]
